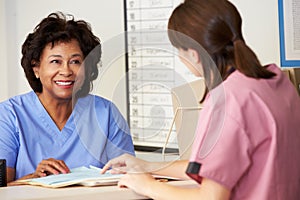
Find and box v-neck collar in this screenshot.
[31,91,76,139]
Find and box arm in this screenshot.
[148,159,190,180]
[102,154,231,199]
[119,174,230,200]
[101,153,190,180]
[7,167,39,186]
[7,167,15,183]
[106,102,135,158]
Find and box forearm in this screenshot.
[146,160,190,180]
[145,178,230,200]
[146,180,201,200]
[6,167,16,183]
[6,167,39,186]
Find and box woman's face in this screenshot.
[178,48,203,77]
[33,39,85,101]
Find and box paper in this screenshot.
[16,166,123,188]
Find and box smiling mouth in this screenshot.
[55,81,74,86]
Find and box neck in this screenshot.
[37,93,74,130]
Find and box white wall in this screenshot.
[0,0,8,100]
[230,0,280,66]
[0,0,280,117]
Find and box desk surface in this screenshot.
[0,180,198,200]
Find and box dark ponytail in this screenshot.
[233,39,275,78]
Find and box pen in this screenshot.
[157,178,168,182]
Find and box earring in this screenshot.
[35,74,39,79]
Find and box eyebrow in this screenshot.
[47,54,83,59]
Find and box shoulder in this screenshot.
[0,91,35,111]
[222,64,293,99]
[79,95,127,125]
[85,94,115,107]
[265,63,282,74]
[0,92,35,129]
[208,64,293,126]
[93,95,113,105]
[79,94,120,112]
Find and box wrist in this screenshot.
[18,173,38,181]
[144,176,157,196]
[147,161,168,174]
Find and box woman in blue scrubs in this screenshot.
[0,12,135,184]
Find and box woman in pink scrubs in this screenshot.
[101,0,300,199]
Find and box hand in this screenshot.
[118,172,157,197]
[34,158,70,177]
[101,153,148,174]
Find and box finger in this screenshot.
[100,161,112,174]
[34,165,47,177]
[42,163,60,175]
[101,157,126,174]
[56,160,70,173]
[101,153,134,174]
[110,167,128,174]
[38,160,63,175]
[101,162,127,174]
[36,170,47,177]
[46,159,69,174]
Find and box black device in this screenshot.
[0,159,7,187]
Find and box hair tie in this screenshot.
[232,35,244,44]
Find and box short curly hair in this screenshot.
[21,12,101,98]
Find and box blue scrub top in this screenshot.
[0,91,135,179]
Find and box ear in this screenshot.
[32,66,40,79]
[32,60,40,79]
[187,48,200,64]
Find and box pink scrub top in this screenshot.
[187,64,300,199]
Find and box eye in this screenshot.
[70,59,82,65]
[50,59,61,64]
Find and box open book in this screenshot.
[16,166,124,188]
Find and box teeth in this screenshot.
[56,81,73,86]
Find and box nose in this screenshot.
[59,62,73,76]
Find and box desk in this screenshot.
[0,180,198,200]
